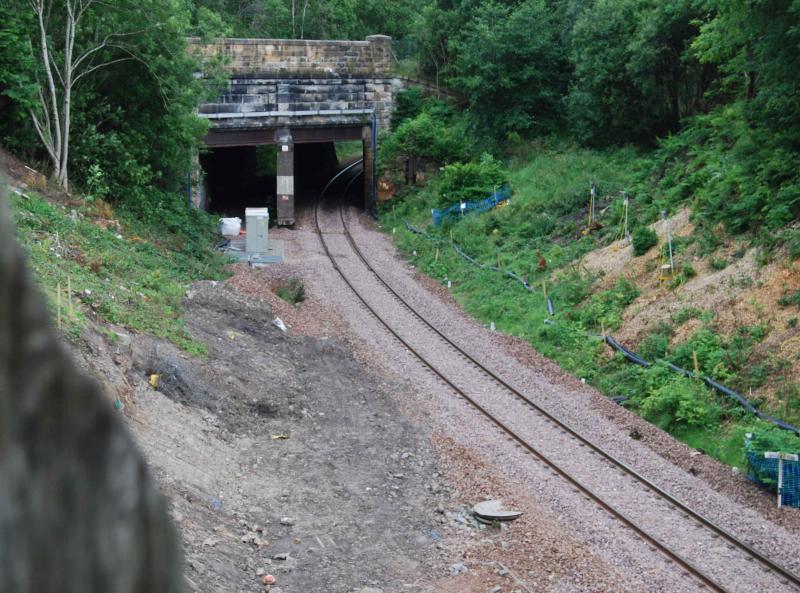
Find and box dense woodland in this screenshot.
[1,0,798,237]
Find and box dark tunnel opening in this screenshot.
[200,140,362,224]
[200,146,274,220]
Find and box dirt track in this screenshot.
[75,281,446,593]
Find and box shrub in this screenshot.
[710,257,728,270]
[434,153,508,208]
[276,277,305,305]
[632,226,658,256]
[638,368,720,431]
[778,289,800,308]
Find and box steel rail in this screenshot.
[334,204,800,591]
[313,196,736,593]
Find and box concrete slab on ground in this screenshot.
[224,236,284,264]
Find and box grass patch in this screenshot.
[11,191,227,353]
[276,277,305,305]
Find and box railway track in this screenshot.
[313,184,800,593]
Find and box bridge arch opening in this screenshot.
[199,137,364,223]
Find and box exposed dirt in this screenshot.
[70,281,447,593]
[579,206,800,408]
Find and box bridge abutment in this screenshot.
[192,35,398,223]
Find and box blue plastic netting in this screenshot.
[431,187,511,226]
[746,438,800,507]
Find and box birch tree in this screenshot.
[26,0,142,191]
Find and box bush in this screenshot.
[276,277,305,305]
[379,99,470,170]
[433,153,508,208]
[637,366,720,431]
[632,226,658,256]
[710,257,728,270]
[391,87,425,130]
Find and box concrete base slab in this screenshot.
[224,237,284,264]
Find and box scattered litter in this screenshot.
[450,562,468,575]
[429,528,441,541]
[113,398,124,411]
[271,434,290,440]
[279,517,295,526]
[472,500,522,523]
[262,574,276,585]
[227,330,239,340]
[208,496,222,510]
[149,373,160,388]
[272,317,288,332]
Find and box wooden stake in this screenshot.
[693,351,700,379]
[67,274,74,319]
[56,282,62,330]
[542,280,547,302]
[434,247,439,262]
[601,320,605,338]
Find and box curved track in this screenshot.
[313,180,800,593]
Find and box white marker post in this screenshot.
[764,451,799,508]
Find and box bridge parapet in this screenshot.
[189,35,391,78]
[190,35,396,130]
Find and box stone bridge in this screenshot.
[189,35,399,225]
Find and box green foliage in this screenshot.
[638,325,671,361]
[379,99,470,169]
[632,226,658,256]
[392,87,426,130]
[12,192,226,352]
[433,154,507,208]
[710,257,728,270]
[276,277,306,305]
[190,0,422,40]
[778,289,800,308]
[668,263,697,289]
[571,277,639,330]
[0,0,209,204]
[566,0,705,146]
[448,0,568,144]
[637,366,720,431]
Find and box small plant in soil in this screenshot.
[710,257,728,270]
[632,226,658,256]
[276,277,305,305]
